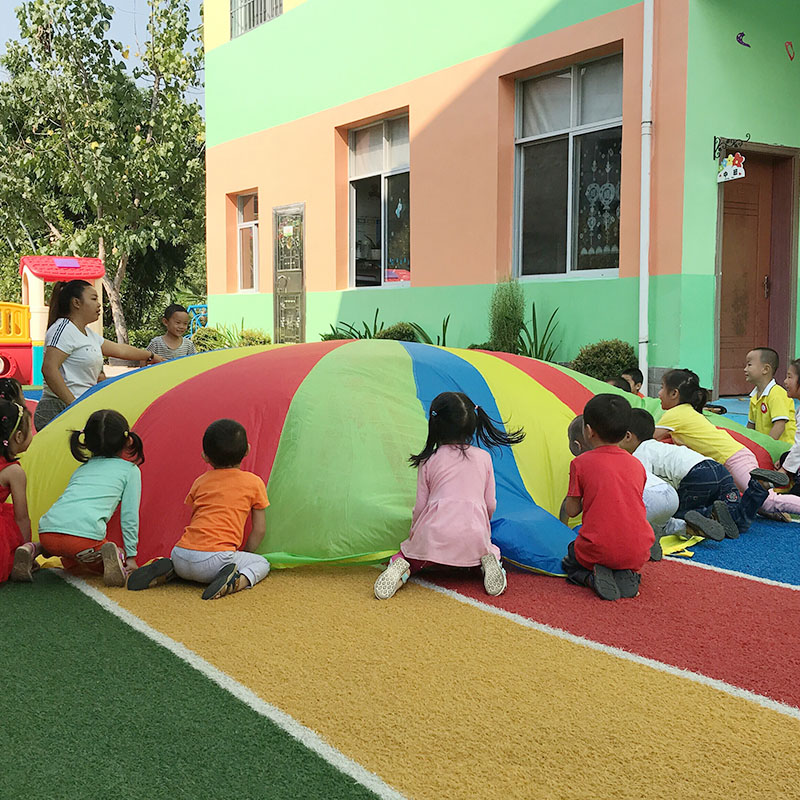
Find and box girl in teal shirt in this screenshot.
[35,409,144,587]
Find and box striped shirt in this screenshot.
[146,335,197,361]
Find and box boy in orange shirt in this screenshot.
[127,418,270,599]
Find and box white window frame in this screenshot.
[237,193,259,293]
[230,0,282,39]
[348,115,410,289]
[513,56,623,281]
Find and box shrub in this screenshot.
[320,328,352,341]
[238,328,271,346]
[518,302,561,361]
[191,326,229,352]
[570,339,638,381]
[489,279,525,355]
[375,322,419,342]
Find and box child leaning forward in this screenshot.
[562,394,654,601]
[127,418,270,600]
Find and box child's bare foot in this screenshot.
[11,543,36,582]
[127,558,174,591]
[480,553,507,596]
[202,563,250,600]
[100,542,127,587]
[374,557,411,599]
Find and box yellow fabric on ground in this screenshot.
[98,569,800,800]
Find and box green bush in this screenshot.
[571,339,638,381]
[320,329,352,341]
[375,322,419,342]
[238,328,271,347]
[488,279,525,355]
[191,326,229,352]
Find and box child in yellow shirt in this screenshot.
[745,348,796,444]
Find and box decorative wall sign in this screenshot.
[736,31,751,47]
[713,133,750,160]
[718,152,746,183]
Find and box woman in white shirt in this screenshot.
[35,280,165,429]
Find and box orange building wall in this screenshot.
[206,2,688,298]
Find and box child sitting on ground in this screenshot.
[745,348,796,444]
[0,401,39,583]
[561,394,654,600]
[127,418,270,600]
[373,391,524,600]
[622,408,785,538]
[145,303,197,362]
[24,409,143,587]
[622,367,645,398]
[654,368,800,519]
[563,413,723,554]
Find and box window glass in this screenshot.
[387,117,410,170]
[573,127,621,270]
[351,125,383,177]
[521,71,571,138]
[239,226,256,290]
[579,55,623,125]
[353,175,382,287]
[520,138,568,275]
[386,172,410,282]
[238,194,258,223]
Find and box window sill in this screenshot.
[236,288,260,294]
[517,270,619,282]
[347,281,411,291]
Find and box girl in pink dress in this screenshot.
[0,400,39,583]
[374,391,524,600]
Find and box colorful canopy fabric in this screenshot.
[23,341,788,575]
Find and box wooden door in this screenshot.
[718,155,773,395]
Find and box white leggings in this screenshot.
[170,546,271,588]
[724,448,800,515]
[643,480,687,536]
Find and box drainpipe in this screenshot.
[638,0,655,394]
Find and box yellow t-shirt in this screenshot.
[655,403,743,464]
[748,380,797,444]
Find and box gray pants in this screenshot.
[34,396,68,430]
[170,545,271,588]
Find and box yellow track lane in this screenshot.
[98,569,800,799]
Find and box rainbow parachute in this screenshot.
[23,342,786,575]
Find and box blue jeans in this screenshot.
[676,459,767,534]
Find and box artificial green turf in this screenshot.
[0,572,382,800]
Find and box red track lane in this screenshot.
[431,560,800,708]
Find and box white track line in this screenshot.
[61,573,406,800]
[664,556,800,591]
[414,577,800,722]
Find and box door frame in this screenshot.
[713,142,800,398]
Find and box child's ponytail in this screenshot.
[0,400,29,462]
[70,409,145,465]
[474,404,525,451]
[663,368,709,413]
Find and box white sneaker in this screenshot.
[374,557,411,599]
[101,542,127,587]
[480,553,507,596]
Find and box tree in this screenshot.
[0,0,205,342]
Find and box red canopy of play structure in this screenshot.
[19,256,105,281]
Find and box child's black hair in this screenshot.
[622,366,644,386]
[203,418,249,468]
[662,368,708,413]
[628,407,655,443]
[568,414,585,445]
[753,346,779,375]
[70,409,144,465]
[583,393,631,443]
[163,303,188,320]
[608,376,633,392]
[409,391,525,468]
[0,400,30,462]
[0,377,25,406]
[789,357,800,378]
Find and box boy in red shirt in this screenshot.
[562,394,654,601]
